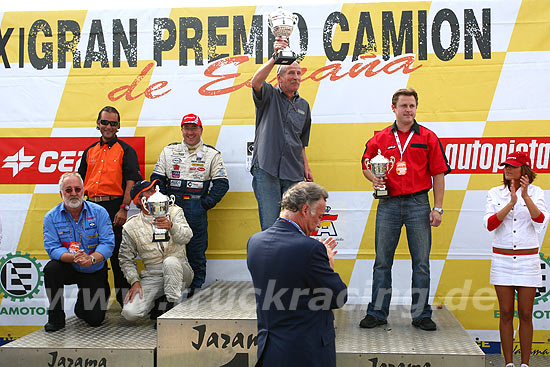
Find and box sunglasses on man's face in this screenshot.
[99,120,118,127]
[64,187,82,194]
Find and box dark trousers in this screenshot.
[94,198,130,306]
[182,202,208,290]
[44,260,110,326]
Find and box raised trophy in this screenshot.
[142,186,175,242]
[268,6,299,65]
[365,149,395,199]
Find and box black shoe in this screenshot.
[164,301,175,313]
[44,321,65,332]
[149,295,168,320]
[359,314,387,328]
[412,317,437,331]
[186,288,196,299]
[74,307,85,320]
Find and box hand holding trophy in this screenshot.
[364,149,395,199]
[268,6,299,65]
[142,186,175,242]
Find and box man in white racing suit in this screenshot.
[119,179,194,321]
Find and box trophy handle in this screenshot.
[364,158,371,171]
[169,195,175,206]
[387,157,396,173]
[141,197,151,215]
[292,13,298,26]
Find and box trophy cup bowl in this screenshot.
[142,186,174,242]
[268,6,299,65]
[365,149,395,199]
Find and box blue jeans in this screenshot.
[366,192,433,321]
[251,164,299,230]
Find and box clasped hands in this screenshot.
[73,250,93,267]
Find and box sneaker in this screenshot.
[44,320,65,332]
[359,314,387,328]
[411,317,437,331]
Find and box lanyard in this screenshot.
[393,130,414,161]
[63,211,83,244]
[278,217,307,237]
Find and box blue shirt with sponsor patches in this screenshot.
[43,200,114,273]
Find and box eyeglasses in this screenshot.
[64,187,82,194]
[99,120,118,127]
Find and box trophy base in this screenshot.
[153,232,170,242]
[273,50,297,65]
[373,189,390,199]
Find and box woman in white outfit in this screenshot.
[484,151,549,367]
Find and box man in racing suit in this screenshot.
[119,179,194,321]
[151,114,229,294]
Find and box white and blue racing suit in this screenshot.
[151,140,229,289]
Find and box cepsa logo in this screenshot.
[0,137,145,184]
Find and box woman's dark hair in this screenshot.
[503,164,536,189]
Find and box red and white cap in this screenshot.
[499,151,531,167]
[181,113,202,127]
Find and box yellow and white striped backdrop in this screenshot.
[1,1,549,351]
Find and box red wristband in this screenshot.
[533,212,545,223]
[487,214,502,231]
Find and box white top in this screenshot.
[484,184,549,250]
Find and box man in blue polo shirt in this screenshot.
[43,172,115,332]
[250,37,313,231]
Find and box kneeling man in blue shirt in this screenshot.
[43,172,115,332]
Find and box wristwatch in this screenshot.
[120,204,130,211]
[91,255,96,265]
[432,207,444,215]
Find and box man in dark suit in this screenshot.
[247,182,348,367]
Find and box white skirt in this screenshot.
[490,253,542,287]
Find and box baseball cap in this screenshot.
[130,179,159,205]
[181,113,202,127]
[499,151,531,167]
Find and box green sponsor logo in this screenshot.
[0,251,43,301]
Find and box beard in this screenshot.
[64,195,83,209]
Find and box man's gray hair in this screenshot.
[280,182,328,214]
[276,61,300,76]
[276,64,287,75]
[58,172,84,191]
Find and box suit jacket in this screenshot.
[247,219,348,367]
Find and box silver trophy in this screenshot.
[365,149,395,199]
[142,186,175,242]
[268,6,299,65]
